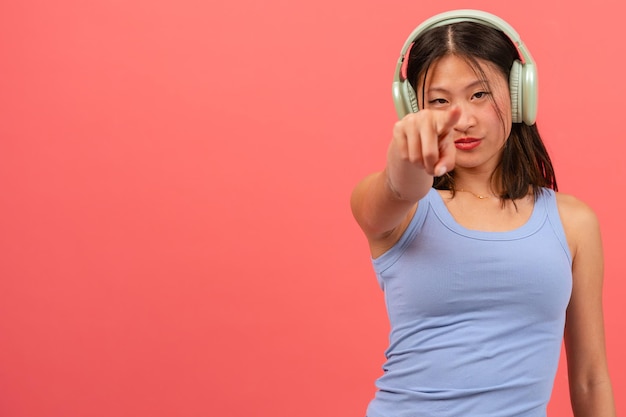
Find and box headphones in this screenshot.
[392,9,538,125]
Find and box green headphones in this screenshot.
[392,9,538,125]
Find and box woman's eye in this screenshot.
[428,98,448,105]
[473,91,490,99]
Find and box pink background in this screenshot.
[0,0,623,416]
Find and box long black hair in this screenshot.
[406,22,557,201]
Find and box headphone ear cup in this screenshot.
[403,80,419,114]
[509,59,538,125]
[509,60,523,124]
[521,62,538,125]
[392,79,420,119]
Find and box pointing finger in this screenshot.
[436,106,461,136]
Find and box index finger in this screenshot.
[435,106,461,137]
[432,107,461,176]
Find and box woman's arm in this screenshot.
[350,108,460,256]
[558,193,616,417]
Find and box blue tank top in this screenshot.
[366,188,572,417]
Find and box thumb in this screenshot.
[434,138,456,177]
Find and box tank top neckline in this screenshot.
[427,188,549,241]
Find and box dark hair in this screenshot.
[406,21,557,201]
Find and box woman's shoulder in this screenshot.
[553,191,598,222]
[553,190,601,251]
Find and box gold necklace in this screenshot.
[455,188,495,200]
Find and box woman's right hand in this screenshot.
[350,107,462,242]
[385,107,461,201]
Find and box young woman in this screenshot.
[351,10,616,417]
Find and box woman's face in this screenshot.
[418,54,512,172]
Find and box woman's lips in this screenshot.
[454,138,481,151]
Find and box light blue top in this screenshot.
[366,188,572,417]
